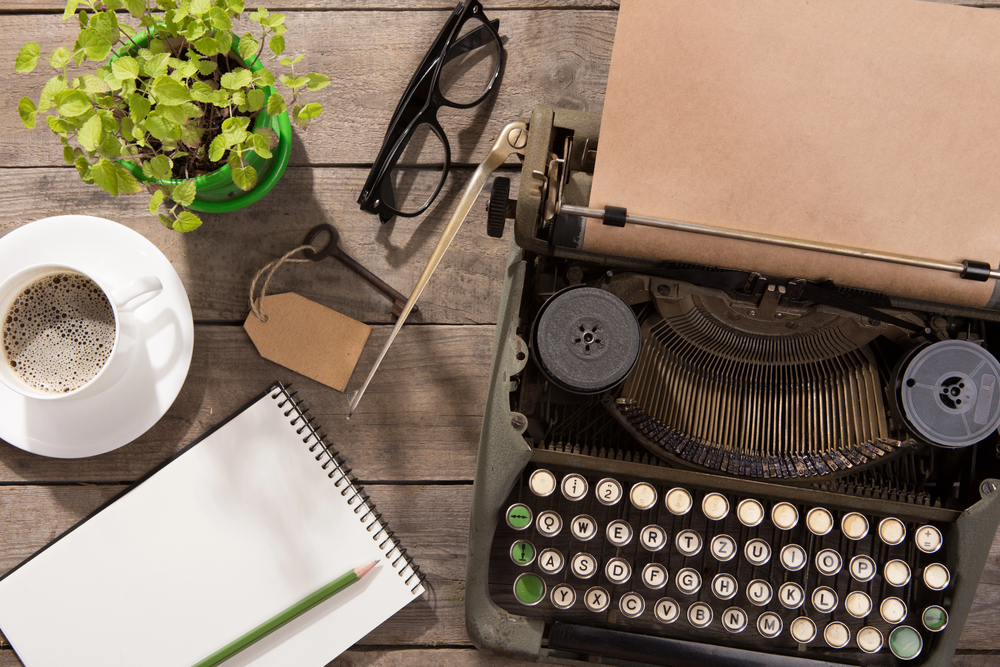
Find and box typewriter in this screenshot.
[465,107,1000,667]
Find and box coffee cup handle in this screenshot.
[110,276,163,312]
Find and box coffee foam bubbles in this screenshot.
[2,272,115,394]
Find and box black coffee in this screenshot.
[2,272,116,394]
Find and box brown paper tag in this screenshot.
[244,293,371,392]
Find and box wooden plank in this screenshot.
[0,324,495,483]
[0,166,518,325]
[0,10,615,167]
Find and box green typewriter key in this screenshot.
[513,573,546,606]
[506,503,533,530]
[922,605,949,632]
[889,625,923,660]
[510,540,536,566]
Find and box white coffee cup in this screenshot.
[0,263,162,401]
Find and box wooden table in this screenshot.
[0,1,998,666]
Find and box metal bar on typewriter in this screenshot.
[558,203,1000,282]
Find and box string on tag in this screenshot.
[249,244,316,322]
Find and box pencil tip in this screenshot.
[356,560,379,578]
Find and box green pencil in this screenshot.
[192,560,379,667]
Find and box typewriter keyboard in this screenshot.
[488,460,956,663]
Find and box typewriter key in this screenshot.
[585,586,610,612]
[513,573,546,606]
[595,478,623,505]
[790,617,817,643]
[538,548,565,574]
[711,534,738,562]
[757,612,782,638]
[737,499,764,527]
[806,507,834,535]
[881,597,908,624]
[915,525,943,553]
[811,586,838,613]
[711,573,738,600]
[888,625,923,660]
[771,502,799,530]
[570,514,597,541]
[746,579,772,606]
[536,510,563,537]
[722,607,748,633]
[550,583,576,609]
[619,592,645,618]
[849,554,877,582]
[846,591,873,618]
[606,519,633,546]
[642,562,668,589]
[640,524,668,551]
[744,538,771,566]
[923,563,951,590]
[841,512,869,540]
[778,582,804,609]
[675,529,703,557]
[654,597,681,624]
[687,602,713,628]
[857,626,884,654]
[505,503,532,530]
[605,557,632,584]
[815,549,843,576]
[702,493,730,520]
[779,544,807,571]
[922,605,949,632]
[571,552,599,579]
[629,482,657,510]
[528,468,556,496]
[510,540,536,566]
[824,621,851,649]
[665,487,693,515]
[561,473,588,501]
[879,517,906,545]
[884,559,912,587]
[676,568,703,595]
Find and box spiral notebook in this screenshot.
[0,383,425,667]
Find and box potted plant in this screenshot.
[15,0,330,232]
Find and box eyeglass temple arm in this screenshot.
[348,120,529,417]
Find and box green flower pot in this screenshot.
[118,33,292,213]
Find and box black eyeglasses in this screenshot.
[358,0,505,223]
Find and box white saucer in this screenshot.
[0,216,194,458]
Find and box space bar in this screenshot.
[548,623,854,667]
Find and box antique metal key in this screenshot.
[302,224,411,318]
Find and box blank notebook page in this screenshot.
[0,386,424,667]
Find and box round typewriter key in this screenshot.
[528,468,557,496]
[806,507,834,535]
[778,582,804,609]
[606,519,633,546]
[881,597,908,624]
[687,602,713,628]
[889,625,923,660]
[841,512,869,540]
[879,517,906,545]
[642,562,669,589]
[675,529,703,557]
[722,606,748,633]
[676,567,703,595]
[585,586,611,612]
[711,573,738,600]
[922,563,950,591]
[506,503,533,530]
[538,548,565,574]
[605,557,632,585]
[550,583,576,609]
[884,559,911,587]
[595,477,623,505]
[665,487,693,515]
[737,498,764,527]
[619,592,645,618]
[702,492,730,520]
[561,473,589,501]
[711,534,738,562]
[757,612,782,638]
[815,548,843,576]
[640,524,667,552]
[744,538,771,566]
[846,591,873,618]
[570,514,598,541]
[654,597,681,624]
[849,554,877,582]
[790,617,817,644]
[771,502,799,530]
[811,586,838,613]
[858,626,884,654]
[922,605,949,632]
[915,525,943,553]
[779,543,807,571]
[823,621,850,649]
[746,579,772,606]
[513,573,545,606]
[510,540,536,566]
[629,482,658,510]
[536,510,562,537]
[571,552,599,579]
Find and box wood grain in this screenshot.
[0,10,615,168]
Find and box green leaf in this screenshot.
[74,154,92,182]
[104,0,123,11]
[148,154,172,179]
[246,88,266,111]
[143,113,178,141]
[237,33,259,63]
[220,68,253,90]
[296,102,322,119]
[143,52,170,78]
[47,115,75,134]
[173,60,198,80]
[124,0,145,18]
[208,6,232,31]
[279,55,303,67]
[251,132,272,159]
[78,114,104,152]
[158,213,174,228]
[90,11,119,44]
[129,94,151,122]
[216,32,233,61]
[156,105,188,126]
[253,69,275,87]
[15,43,40,73]
[208,134,227,161]
[75,74,109,94]
[192,36,220,57]
[63,0,79,21]
[75,29,112,62]
[266,13,286,28]
[111,56,140,80]
[266,93,286,116]
[232,165,257,191]
[49,47,71,70]
[179,102,203,119]
[305,73,331,92]
[254,126,278,148]
[227,0,245,13]
[63,145,74,164]
[150,75,191,105]
[180,124,203,149]
[171,179,197,206]
[184,23,207,43]
[17,97,37,129]
[250,7,269,21]
[115,163,144,194]
[91,159,119,197]
[197,59,217,76]
[189,0,211,16]
[227,151,243,170]
[279,74,308,90]
[172,211,203,232]
[269,34,285,56]
[149,189,165,213]
[190,81,217,103]
[54,89,91,117]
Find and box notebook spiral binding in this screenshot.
[270,383,427,594]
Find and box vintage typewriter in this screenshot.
[465,107,1000,667]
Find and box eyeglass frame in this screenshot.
[357,0,505,223]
